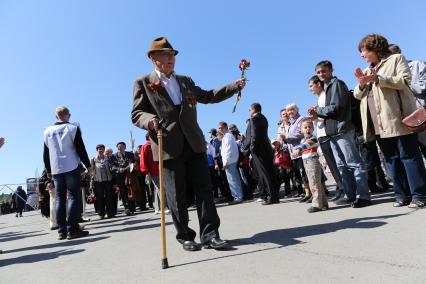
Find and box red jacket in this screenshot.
[140,141,159,176]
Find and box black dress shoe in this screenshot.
[262,199,279,205]
[67,230,89,240]
[228,200,243,205]
[182,240,202,251]
[58,233,67,240]
[330,192,342,202]
[351,198,372,208]
[203,237,228,250]
[334,197,355,205]
[299,195,312,203]
[307,207,323,213]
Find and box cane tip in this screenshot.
[161,258,169,269]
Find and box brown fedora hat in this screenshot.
[147,36,179,58]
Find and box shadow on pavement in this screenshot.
[3,236,110,255]
[88,221,174,237]
[0,249,85,267]
[231,214,405,247]
[86,216,159,230]
[172,213,406,268]
[0,230,48,243]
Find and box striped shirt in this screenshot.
[295,135,319,160]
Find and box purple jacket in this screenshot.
[285,114,304,159]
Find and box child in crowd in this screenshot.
[272,140,292,197]
[293,118,328,212]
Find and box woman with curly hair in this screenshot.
[353,33,426,208]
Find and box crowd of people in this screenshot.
[3,34,425,253]
[204,35,426,213]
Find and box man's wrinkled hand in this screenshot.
[148,118,160,132]
[236,78,246,90]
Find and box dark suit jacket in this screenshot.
[132,71,239,161]
[243,112,273,157]
[109,151,135,173]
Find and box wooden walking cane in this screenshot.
[157,126,169,269]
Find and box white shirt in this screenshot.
[155,69,182,105]
[206,142,216,158]
[220,132,239,166]
[316,91,327,138]
[277,124,287,141]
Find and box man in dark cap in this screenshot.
[132,36,245,251]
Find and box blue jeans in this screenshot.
[330,130,370,201]
[52,167,81,235]
[377,134,426,202]
[225,163,243,201]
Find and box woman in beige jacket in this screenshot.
[353,33,426,208]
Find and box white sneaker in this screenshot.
[256,198,264,203]
[154,210,160,215]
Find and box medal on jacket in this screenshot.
[232,59,250,113]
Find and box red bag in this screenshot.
[398,91,426,133]
[401,107,426,133]
[274,150,291,169]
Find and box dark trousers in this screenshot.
[419,142,426,160]
[239,166,253,200]
[16,206,24,216]
[251,152,279,202]
[211,168,232,201]
[94,181,115,217]
[377,134,426,202]
[138,174,152,209]
[111,183,118,215]
[278,167,291,193]
[318,137,343,192]
[40,192,50,217]
[210,167,219,198]
[293,157,309,193]
[115,173,130,210]
[356,137,389,190]
[163,142,221,244]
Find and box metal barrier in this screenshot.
[0,183,38,212]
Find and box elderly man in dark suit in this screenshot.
[243,103,280,205]
[132,37,245,251]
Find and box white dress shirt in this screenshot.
[155,69,182,105]
[220,132,239,166]
[316,91,326,138]
[206,142,216,158]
